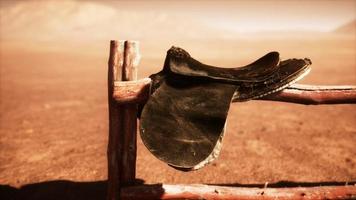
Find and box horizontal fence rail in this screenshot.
[120,184,356,200]
[113,79,356,105]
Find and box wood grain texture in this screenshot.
[107,40,125,200]
[121,184,356,200]
[113,78,151,105]
[120,41,140,184]
[107,40,141,200]
[112,78,356,105]
[257,84,356,104]
[122,41,140,81]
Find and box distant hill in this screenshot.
[333,19,356,34]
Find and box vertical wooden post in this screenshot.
[107,40,140,200]
[107,40,124,200]
[120,41,140,184]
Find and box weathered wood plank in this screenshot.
[113,78,151,104]
[107,40,125,200]
[120,41,140,185]
[107,40,141,200]
[121,184,356,200]
[257,84,356,104]
[112,79,356,105]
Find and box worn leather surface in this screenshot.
[140,46,311,170]
[167,47,281,83]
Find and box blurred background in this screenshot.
[1,0,355,193]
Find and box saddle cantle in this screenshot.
[140,47,311,171]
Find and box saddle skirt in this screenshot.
[140,46,311,171]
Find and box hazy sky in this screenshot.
[0,0,355,43]
[97,0,356,32]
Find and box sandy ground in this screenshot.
[0,35,355,199]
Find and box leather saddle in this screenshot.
[140,46,311,171]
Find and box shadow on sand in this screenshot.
[1,180,354,200]
[0,180,107,200]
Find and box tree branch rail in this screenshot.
[113,79,356,105]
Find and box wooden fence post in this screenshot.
[121,41,140,184]
[107,40,140,200]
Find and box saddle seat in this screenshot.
[167,47,281,83]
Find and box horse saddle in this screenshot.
[140,46,312,171]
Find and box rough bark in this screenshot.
[112,79,356,105]
[121,184,356,200]
[107,40,140,200]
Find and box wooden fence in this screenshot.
[107,40,356,200]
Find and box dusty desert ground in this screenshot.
[0,1,356,199]
[1,35,356,198]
